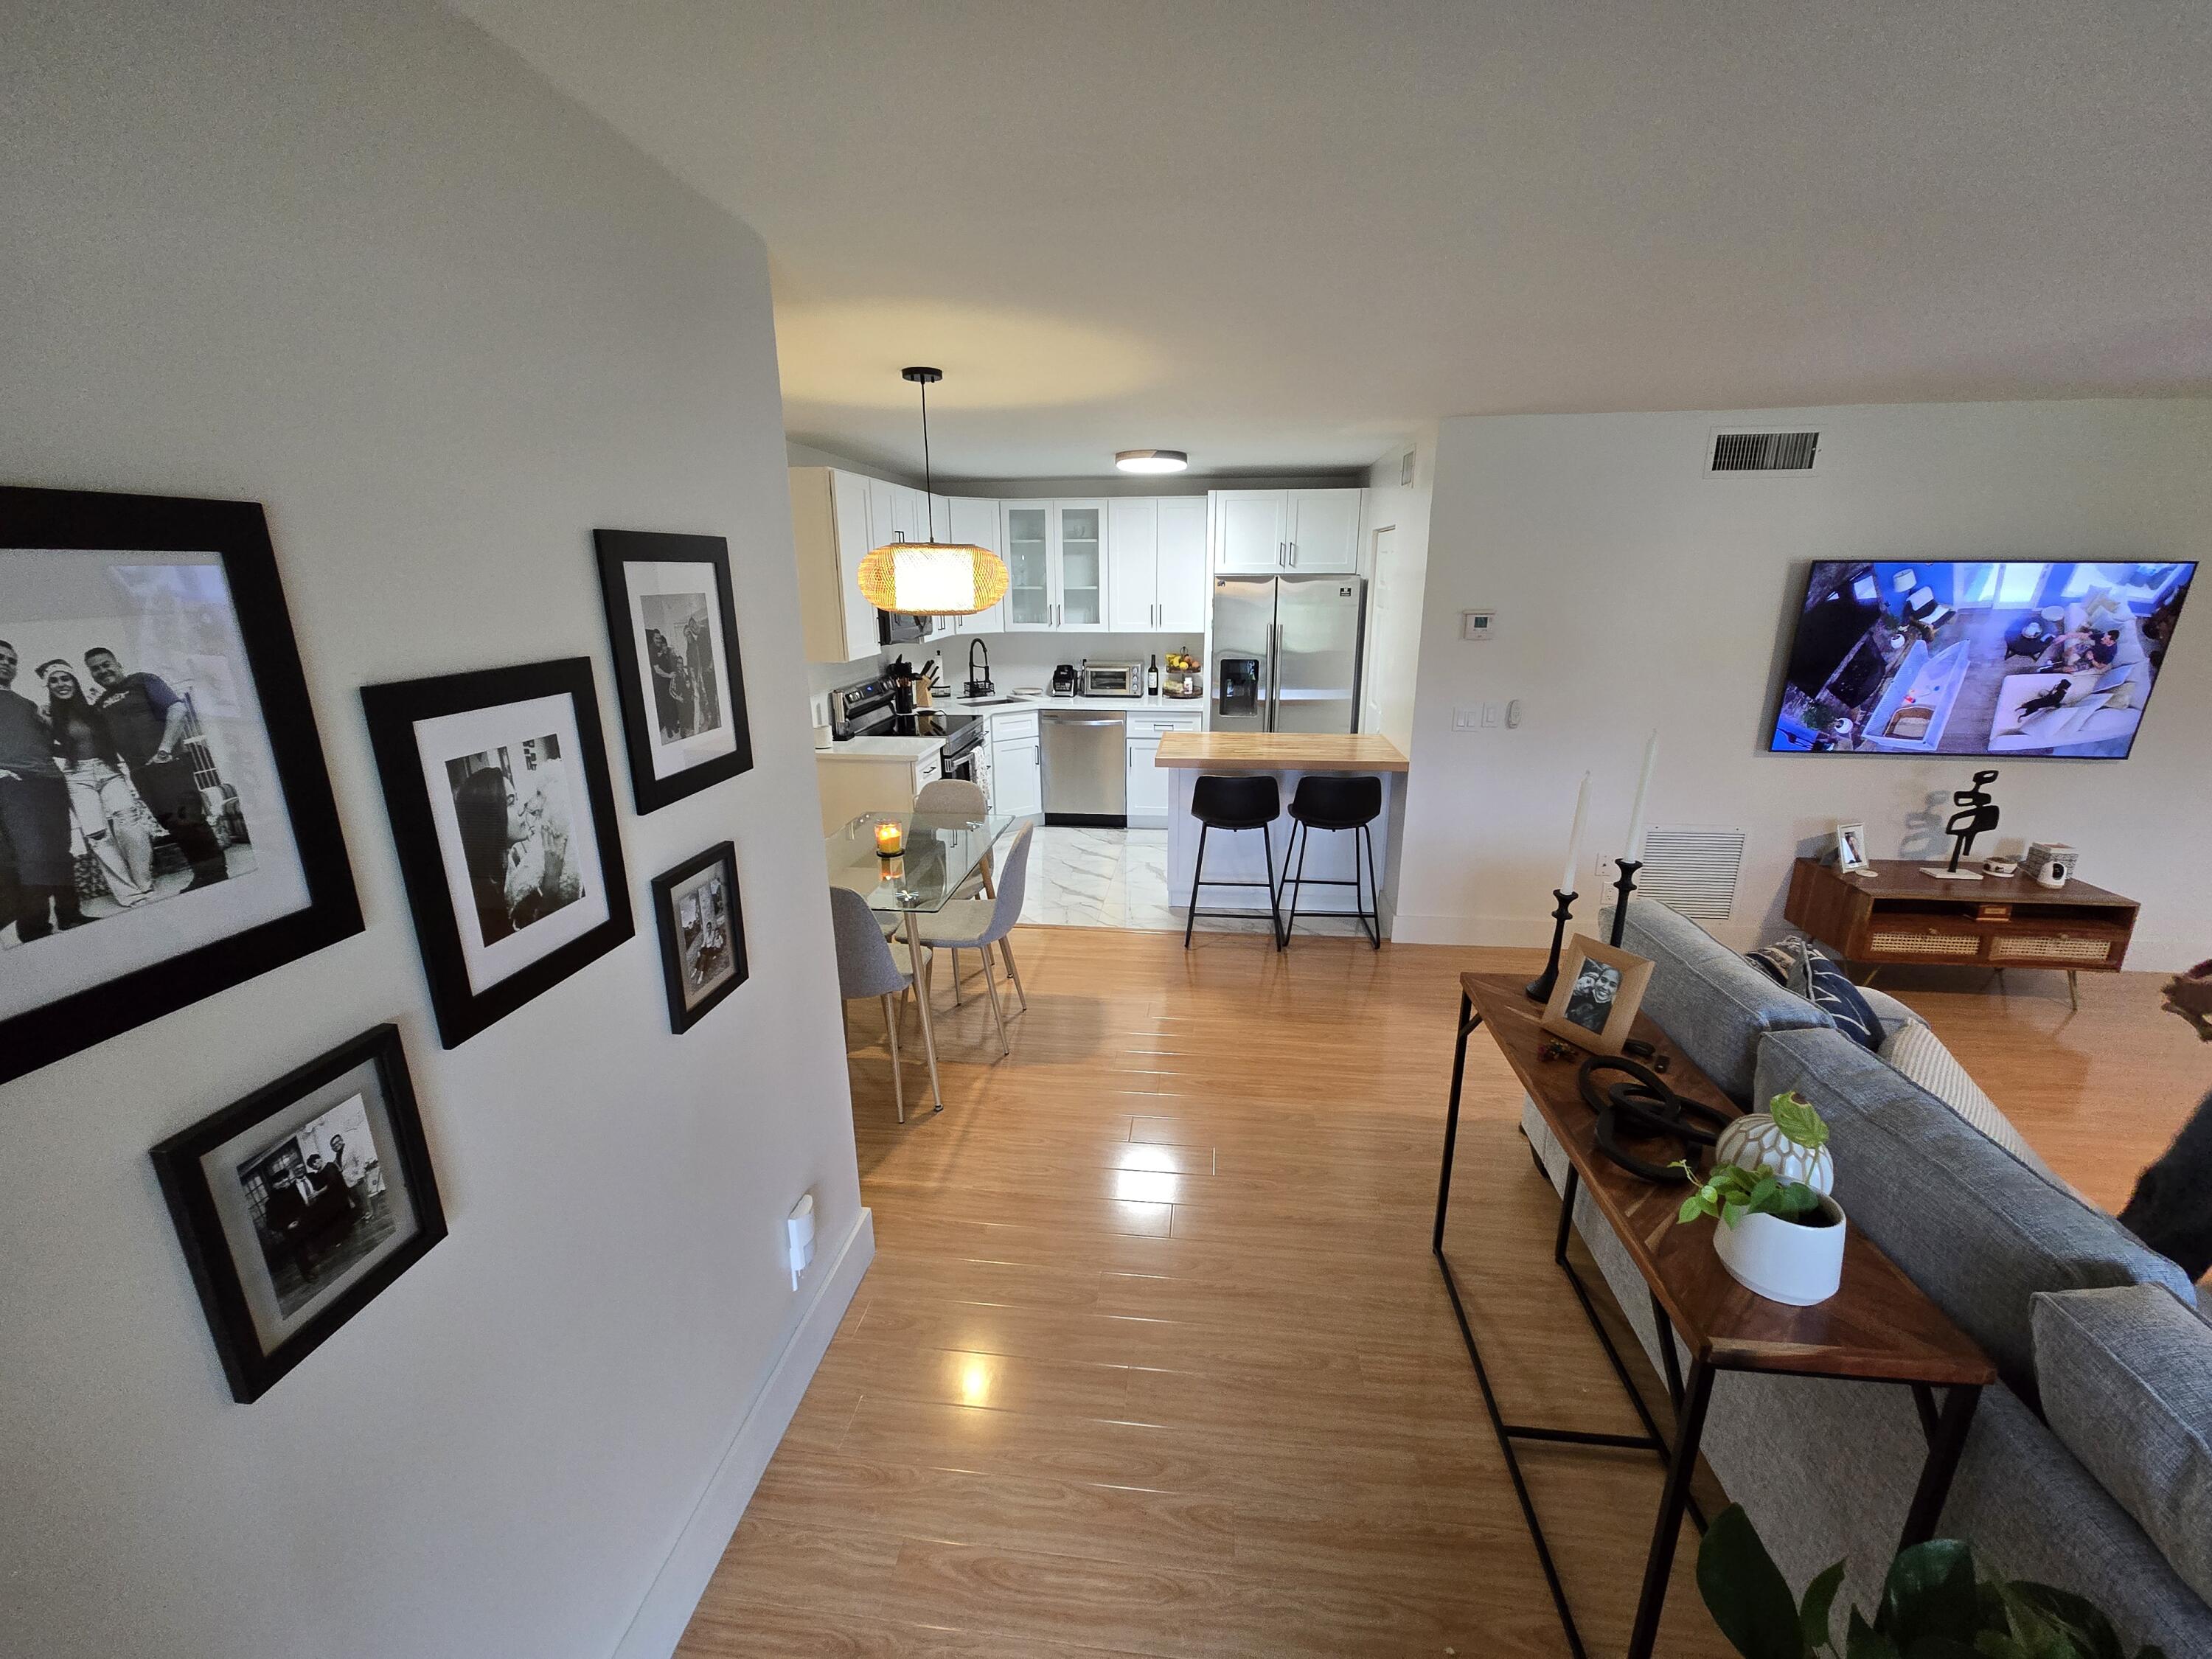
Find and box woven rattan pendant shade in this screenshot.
[863,366,1010,617]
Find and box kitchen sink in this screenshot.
[959,695,1032,706]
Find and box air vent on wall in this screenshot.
[1712,430,1819,472]
[1637,827,1747,921]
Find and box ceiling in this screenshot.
[453,1,2212,480]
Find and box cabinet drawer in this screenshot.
[1127,712,1201,737]
[1988,933,2115,965]
[992,709,1040,738]
[1865,928,1982,959]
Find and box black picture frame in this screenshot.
[361,657,633,1048]
[650,840,749,1033]
[0,485,363,1086]
[593,529,753,814]
[150,1023,447,1402]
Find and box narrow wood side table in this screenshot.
[1433,972,1995,1659]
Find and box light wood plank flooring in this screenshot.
[678,927,2208,1658]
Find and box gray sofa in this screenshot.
[1518,900,2211,1650]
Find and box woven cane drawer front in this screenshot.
[1989,933,2113,964]
[1868,928,1981,957]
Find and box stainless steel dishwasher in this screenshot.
[1040,711,1127,826]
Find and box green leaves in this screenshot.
[1801,1562,1846,1652]
[1769,1090,1832,1151]
[1673,1162,1826,1229]
[1697,1506,1810,1659]
[1882,1540,1978,1652]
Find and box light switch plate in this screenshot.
[1481,702,1500,726]
[1453,706,1481,731]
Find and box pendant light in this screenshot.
[856,367,1010,616]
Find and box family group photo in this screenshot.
[0,622,254,951]
[445,733,583,948]
[236,1093,394,1321]
[639,590,723,745]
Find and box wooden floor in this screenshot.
[677,927,2208,1658]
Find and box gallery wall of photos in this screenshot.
[1,485,756,1400]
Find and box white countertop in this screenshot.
[945,692,1208,717]
[813,734,945,761]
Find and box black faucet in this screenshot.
[964,637,993,699]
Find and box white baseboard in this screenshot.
[609,1206,874,1659]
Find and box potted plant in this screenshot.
[1676,1094,1845,1307]
[1697,1502,2166,1659]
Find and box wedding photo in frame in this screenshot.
[650,840,748,1033]
[1540,934,1656,1057]
[150,1024,445,1402]
[361,657,632,1047]
[0,485,361,1086]
[593,529,752,814]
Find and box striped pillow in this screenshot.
[1743,936,1884,1051]
[1882,1020,2056,1180]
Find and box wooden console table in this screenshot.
[1785,858,2138,1006]
[1434,973,1994,1659]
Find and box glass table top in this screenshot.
[827,809,1011,916]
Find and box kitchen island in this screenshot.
[1155,733,1409,934]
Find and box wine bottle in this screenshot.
[1147,653,1160,696]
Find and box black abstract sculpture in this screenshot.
[1942,768,2001,874]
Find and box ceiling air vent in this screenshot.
[1638,827,1747,922]
[1711,430,1819,473]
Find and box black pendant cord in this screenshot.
[919,378,936,543]
[1525,889,1578,1003]
[1609,859,1642,948]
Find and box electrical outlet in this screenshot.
[1453,706,1482,731]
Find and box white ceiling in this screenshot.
[453,1,2212,480]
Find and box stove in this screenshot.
[831,676,984,761]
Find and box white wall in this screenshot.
[1,6,865,1658]
[1357,426,1437,750]
[1395,403,2212,968]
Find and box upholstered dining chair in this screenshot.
[914,819,1032,1057]
[912,778,995,1001]
[829,883,938,1119]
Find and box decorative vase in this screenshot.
[1711,1196,1848,1307]
[1714,1113,1834,1195]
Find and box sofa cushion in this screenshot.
[1753,1026,2198,1399]
[1879,1020,2056,1180]
[1745,936,1884,1051]
[2034,1286,2212,1606]
[1599,900,1833,1102]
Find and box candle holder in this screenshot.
[1608,858,1643,948]
[873,819,905,860]
[1524,890,1579,1003]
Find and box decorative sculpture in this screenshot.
[1939,768,2000,875]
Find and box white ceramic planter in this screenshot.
[1715,1113,1834,1195]
[1711,1195,1848,1307]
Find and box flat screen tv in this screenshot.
[1770,560,2195,758]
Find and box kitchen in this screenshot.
[793,456,1406,936]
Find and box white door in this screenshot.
[992,736,1042,815]
[1054,501,1107,629]
[1001,503,1053,630]
[1285,489,1362,572]
[1363,526,1395,733]
[1215,490,1287,571]
[1107,498,1158,630]
[830,470,880,662]
[947,495,1004,636]
[1155,495,1209,630]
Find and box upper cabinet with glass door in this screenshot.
[999,499,1112,631]
[1001,503,1052,628]
[1055,501,1106,630]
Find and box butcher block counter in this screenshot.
[1155,732,1408,935]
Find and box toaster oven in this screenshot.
[1080,662,1144,698]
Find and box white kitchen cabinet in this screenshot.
[1156,495,1209,629]
[790,466,884,664]
[991,723,1042,816]
[867,478,923,549]
[939,495,1004,637]
[1210,488,1363,574]
[814,746,944,836]
[1124,710,1202,827]
[1000,500,1110,632]
[1109,496,1210,630]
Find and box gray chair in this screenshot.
[914,777,995,1001]
[915,819,1033,1056]
[829,884,939,1119]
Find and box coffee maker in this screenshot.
[1050,663,1079,698]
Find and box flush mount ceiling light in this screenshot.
[857,366,1010,616]
[1115,448,1189,474]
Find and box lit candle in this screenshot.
[1559,771,1590,895]
[1624,732,1658,863]
[874,820,904,857]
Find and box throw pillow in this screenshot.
[1742,936,1883,1052]
[1881,1020,2056,1178]
[2033,1285,2212,1607]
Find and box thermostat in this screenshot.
[1461,610,1497,641]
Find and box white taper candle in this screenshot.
[1559,771,1590,894]
[1625,732,1658,863]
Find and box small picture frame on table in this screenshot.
[593,529,752,814]
[361,658,633,1047]
[1542,934,1655,1057]
[0,485,363,1085]
[1834,820,1874,874]
[150,1024,446,1402]
[651,841,748,1033]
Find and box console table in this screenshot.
[1785,858,2138,1006]
[1434,973,1994,1659]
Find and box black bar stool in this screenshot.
[1183,774,1284,950]
[1279,774,1382,949]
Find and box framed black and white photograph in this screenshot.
[1834,819,1872,873]
[361,658,632,1047]
[1541,935,1655,1057]
[594,529,752,813]
[651,841,748,1033]
[150,1024,445,1402]
[0,486,362,1085]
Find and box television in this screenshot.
[1769,560,2195,758]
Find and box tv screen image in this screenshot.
[1770,560,2195,759]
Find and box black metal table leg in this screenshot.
[1899,1385,1982,1551]
[1653,1290,1686,1417]
[1626,1357,1717,1659]
[1433,992,1479,1255]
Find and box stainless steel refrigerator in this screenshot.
[1210,574,1366,733]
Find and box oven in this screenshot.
[937,716,984,785]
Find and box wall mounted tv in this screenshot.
[1770,560,2195,758]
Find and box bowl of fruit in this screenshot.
[1161,650,1203,698]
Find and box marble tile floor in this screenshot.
[1023,824,1368,937]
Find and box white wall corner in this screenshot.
[608,1206,875,1659]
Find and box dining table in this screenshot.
[826,806,1010,1112]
